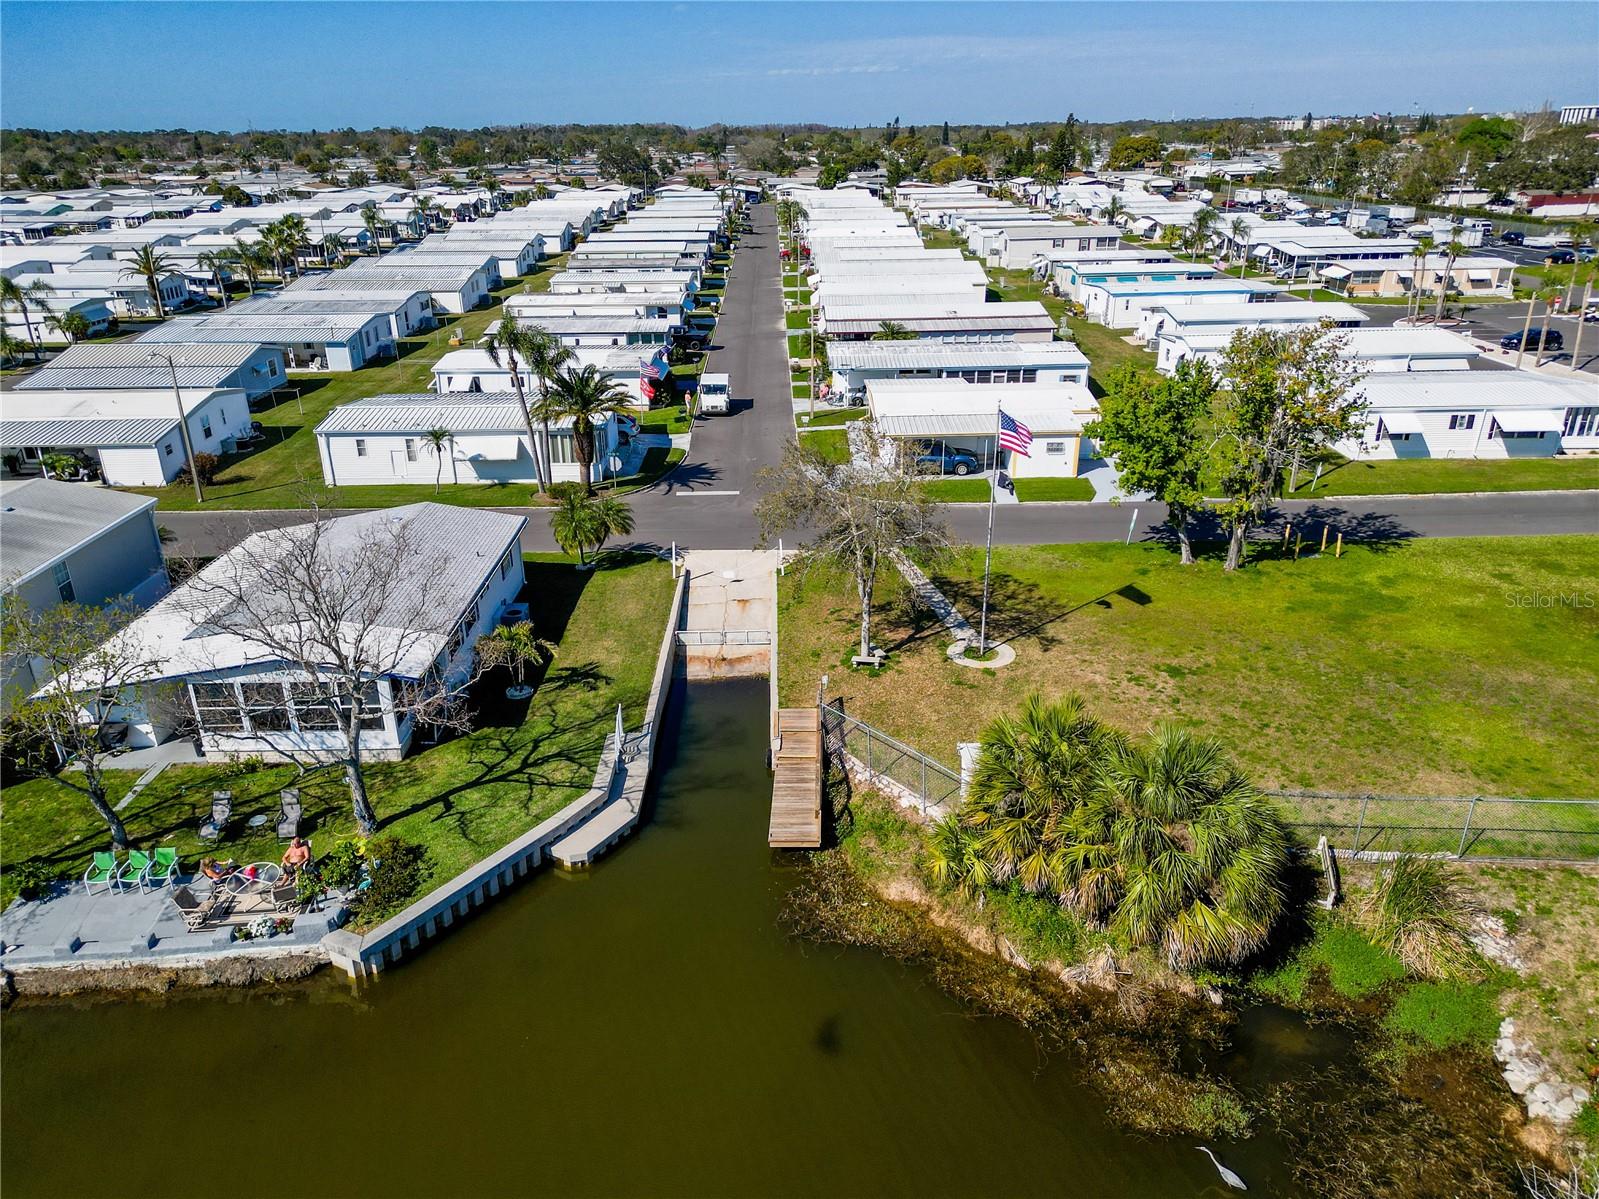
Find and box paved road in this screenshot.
[154,202,1598,560]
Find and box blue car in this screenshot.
[915,448,980,476]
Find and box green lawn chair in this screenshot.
[82,851,118,896]
[115,850,152,893]
[146,847,180,890]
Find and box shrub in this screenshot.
[1318,922,1408,999]
[177,451,221,486]
[348,835,431,924]
[1383,980,1501,1051]
[4,858,60,901]
[318,840,364,890]
[547,481,584,502]
[1355,857,1485,980]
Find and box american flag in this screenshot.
[998,409,1033,457]
[639,355,666,381]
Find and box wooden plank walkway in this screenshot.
[769,707,822,848]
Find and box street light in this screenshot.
[147,350,204,503]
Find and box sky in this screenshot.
[2,1,1596,131]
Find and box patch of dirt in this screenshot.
[3,949,327,1004]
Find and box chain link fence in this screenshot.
[1269,789,1599,863]
[821,702,962,819]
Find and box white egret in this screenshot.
[1197,1146,1247,1190]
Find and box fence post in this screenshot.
[1353,795,1370,852]
[865,724,874,784]
[1457,797,1478,859]
[921,756,929,817]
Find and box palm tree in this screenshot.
[1102,194,1125,227]
[411,194,435,238]
[1060,723,1292,970]
[1229,216,1251,278]
[476,621,556,691]
[520,325,575,489]
[547,364,632,493]
[549,491,634,568]
[871,320,916,341]
[321,232,348,266]
[0,329,29,367]
[196,249,232,308]
[0,276,56,360]
[121,246,175,319]
[1186,205,1221,258]
[1534,286,1562,367]
[482,316,550,495]
[533,183,551,201]
[1432,234,1464,323]
[421,426,453,492]
[231,240,266,294]
[1559,221,1595,313]
[1408,235,1433,321]
[46,309,90,345]
[361,205,386,253]
[260,220,289,282]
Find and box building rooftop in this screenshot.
[0,478,156,587]
[830,339,1090,371]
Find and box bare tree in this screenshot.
[1,596,170,849]
[184,510,494,835]
[756,421,952,661]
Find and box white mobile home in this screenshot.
[829,339,1091,398]
[1080,278,1282,327]
[1341,372,1599,460]
[139,311,395,371]
[866,379,1100,479]
[14,341,287,402]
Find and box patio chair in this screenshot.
[276,789,302,840]
[270,877,301,914]
[116,850,153,893]
[169,886,214,932]
[147,847,180,890]
[199,791,232,840]
[83,851,119,896]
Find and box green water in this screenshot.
[3,681,1310,1196]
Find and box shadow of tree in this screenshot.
[651,458,724,495]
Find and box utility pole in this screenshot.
[148,350,204,503]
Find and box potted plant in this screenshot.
[477,621,555,700]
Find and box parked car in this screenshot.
[914,448,981,476]
[1498,230,1525,246]
[1578,245,1596,262]
[1545,248,1577,266]
[1500,329,1564,352]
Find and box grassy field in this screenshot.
[796,407,867,428]
[785,309,810,329]
[0,553,676,911]
[919,478,991,502]
[799,428,850,464]
[1287,454,1599,497]
[778,536,1599,798]
[1015,476,1095,502]
[636,402,692,435]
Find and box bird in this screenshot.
[1197,1146,1248,1190]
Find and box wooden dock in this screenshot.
[768,708,822,848]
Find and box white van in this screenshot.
[699,373,731,415]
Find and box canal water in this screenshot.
[2,680,1308,1196]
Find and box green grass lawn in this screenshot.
[778,536,1599,799]
[796,407,867,428]
[0,553,676,912]
[1289,455,1599,497]
[785,309,811,330]
[799,428,851,464]
[1014,476,1095,502]
[636,402,692,435]
[117,257,572,512]
[920,478,991,502]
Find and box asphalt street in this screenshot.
[155,202,1598,560]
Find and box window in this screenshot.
[268,358,278,377]
[405,438,418,462]
[52,561,74,603]
[200,417,212,439]
[288,682,340,731]
[1563,407,1599,438]
[165,442,174,456]
[499,547,515,580]
[191,681,245,732]
[547,433,575,464]
[1448,414,1476,431]
[1044,441,1067,456]
[354,439,367,457]
[1489,421,1545,441]
[241,681,292,732]
[344,681,387,732]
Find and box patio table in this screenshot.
[224,863,283,897]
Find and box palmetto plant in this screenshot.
[549,491,634,567]
[476,621,556,688]
[927,814,993,900]
[120,246,175,319]
[1060,724,1291,970]
[0,276,55,359]
[548,363,631,493]
[1353,857,1484,980]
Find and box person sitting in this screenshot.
[280,836,312,874]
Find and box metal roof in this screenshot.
[137,313,379,340]
[0,478,157,585]
[14,365,244,391]
[37,342,265,369]
[829,340,1090,371]
[1359,372,1598,411]
[826,314,1056,334]
[0,416,177,449]
[316,394,580,434]
[329,265,490,287]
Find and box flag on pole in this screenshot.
[639,355,666,380]
[997,409,1033,457]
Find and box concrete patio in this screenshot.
[0,874,345,967]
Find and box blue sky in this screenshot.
[2,1,1595,130]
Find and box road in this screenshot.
[154,201,1598,560]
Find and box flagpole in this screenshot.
[977,403,1002,658]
